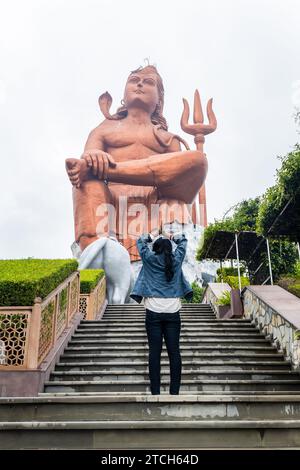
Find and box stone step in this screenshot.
[104,307,214,311]
[74,328,262,335]
[2,395,300,422]
[63,345,278,354]
[3,417,300,449]
[60,352,286,362]
[71,334,266,341]
[104,310,215,314]
[4,300,299,450]
[104,311,216,314]
[106,302,211,310]
[49,370,300,382]
[72,334,265,342]
[75,325,261,331]
[103,311,216,315]
[101,316,218,321]
[44,379,300,393]
[40,390,300,396]
[104,308,215,312]
[71,332,267,339]
[102,313,217,316]
[78,321,253,327]
[0,419,300,452]
[105,303,209,306]
[3,418,300,428]
[55,361,291,371]
[67,340,273,349]
[104,311,214,315]
[101,313,217,317]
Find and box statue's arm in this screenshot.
[79,123,117,179]
[165,136,182,153]
[83,125,106,152]
[66,123,113,188]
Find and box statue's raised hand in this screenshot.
[81,150,117,182]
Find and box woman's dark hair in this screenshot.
[152,237,174,282]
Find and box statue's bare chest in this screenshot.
[103,122,164,158]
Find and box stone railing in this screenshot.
[0,271,80,370]
[79,275,107,320]
[202,282,231,316]
[243,286,300,369]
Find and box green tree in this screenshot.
[197,196,298,283]
[256,144,300,242]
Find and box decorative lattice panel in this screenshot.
[0,312,29,366]
[38,299,55,362]
[80,296,88,319]
[55,287,68,340]
[69,276,79,319]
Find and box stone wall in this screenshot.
[243,286,300,370]
[203,283,231,315]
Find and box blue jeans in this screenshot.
[145,308,182,395]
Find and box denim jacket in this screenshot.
[129,233,193,304]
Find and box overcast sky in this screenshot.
[0,0,299,259]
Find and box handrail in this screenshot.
[0,271,80,369]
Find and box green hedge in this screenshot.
[223,275,250,289]
[217,267,245,278]
[0,259,78,306]
[278,275,300,299]
[181,281,204,303]
[80,269,105,294]
[277,277,297,291]
[288,284,300,299]
[217,290,231,306]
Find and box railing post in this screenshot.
[266,237,274,285]
[235,232,242,293]
[26,297,42,369]
[66,277,72,326]
[87,291,95,320]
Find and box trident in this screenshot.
[180,90,217,226]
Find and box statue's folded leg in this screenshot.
[156,197,193,227]
[107,150,207,204]
[73,179,115,251]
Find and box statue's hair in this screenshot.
[115,65,168,130]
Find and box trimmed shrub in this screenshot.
[278,277,298,291]
[0,259,78,306]
[294,261,300,278]
[278,269,300,298]
[182,281,204,303]
[217,290,231,306]
[225,276,250,289]
[288,284,300,299]
[217,267,245,278]
[80,269,105,294]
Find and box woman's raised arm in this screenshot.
[136,233,153,261]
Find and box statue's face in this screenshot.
[124,72,160,114]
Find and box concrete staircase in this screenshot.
[1,303,300,449]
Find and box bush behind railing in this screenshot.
[0,259,78,306]
[80,269,105,294]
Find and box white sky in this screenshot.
[0,0,299,259]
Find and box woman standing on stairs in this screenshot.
[130,230,193,395]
